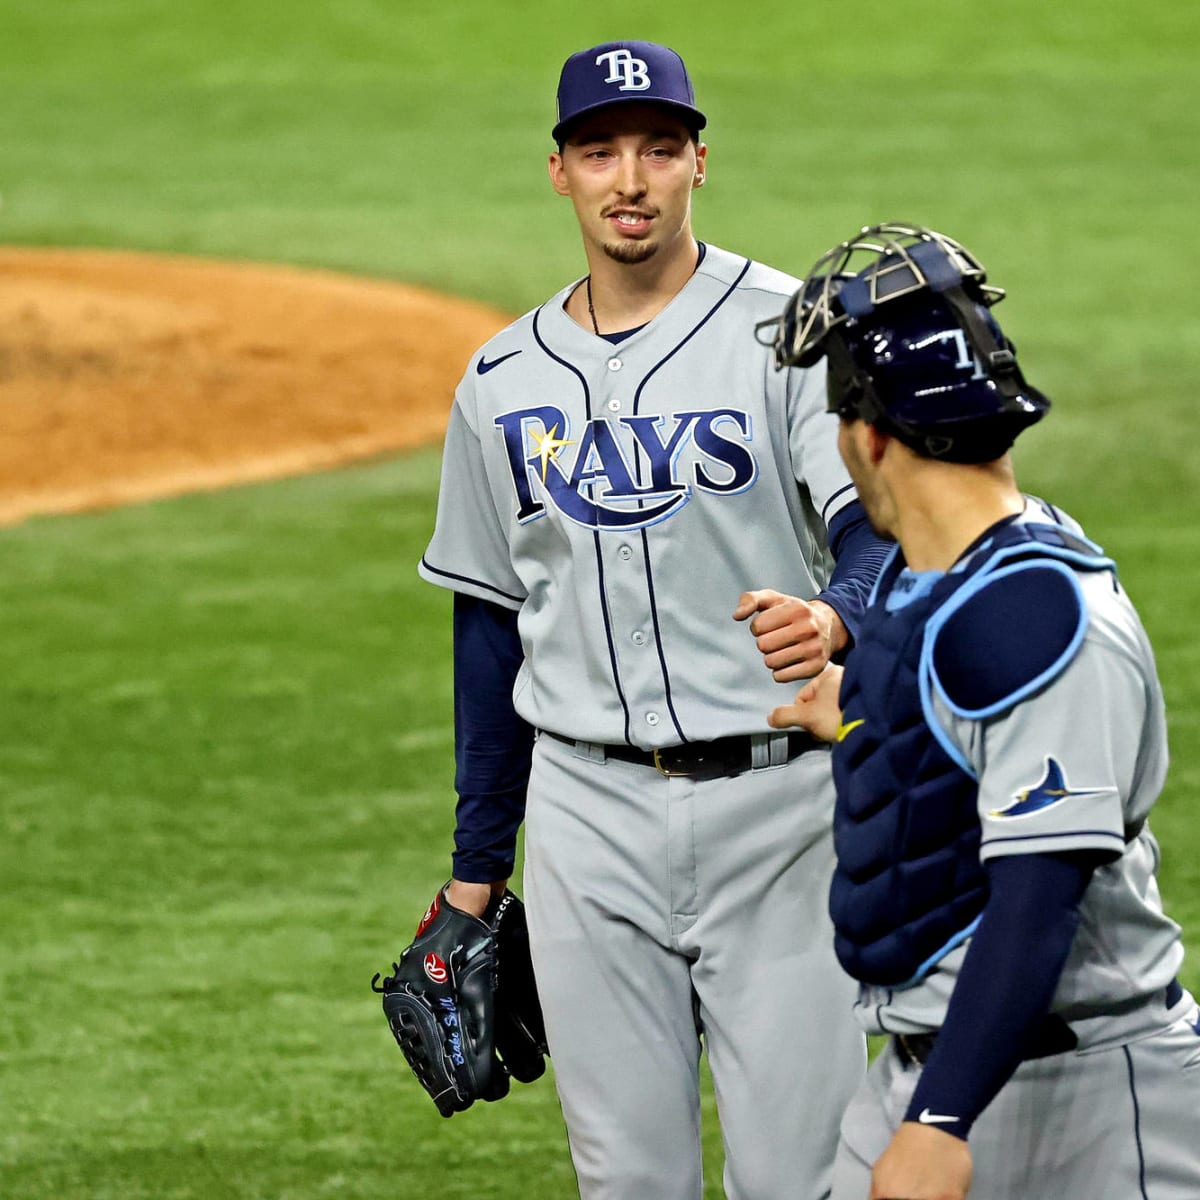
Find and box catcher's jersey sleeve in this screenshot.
[942,570,1168,861]
[927,567,1184,1037]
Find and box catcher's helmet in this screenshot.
[757,222,1051,462]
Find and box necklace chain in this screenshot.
[585,275,599,336]
[583,247,702,338]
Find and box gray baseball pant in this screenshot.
[524,732,866,1200]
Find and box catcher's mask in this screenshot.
[755,222,1051,462]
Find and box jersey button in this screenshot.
[607,398,621,412]
[645,712,660,727]
[607,357,622,372]
[617,545,633,561]
[631,631,646,646]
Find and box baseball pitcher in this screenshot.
[376,41,893,1200]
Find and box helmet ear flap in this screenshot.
[825,360,850,413]
[790,340,828,369]
[824,332,876,419]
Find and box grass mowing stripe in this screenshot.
[2,447,1196,1200]
[0,453,582,1199]
[1,2,1197,1194]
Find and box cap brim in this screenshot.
[553,98,707,144]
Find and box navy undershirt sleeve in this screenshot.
[903,851,1097,1139]
[450,593,534,883]
[815,500,893,645]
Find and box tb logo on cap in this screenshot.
[595,48,651,92]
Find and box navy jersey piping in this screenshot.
[821,482,856,524]
[629,255,754,740]
[593,527,634,744]
[420,556,524,605]
[1123,1046,1149,1200]
[640,525,687,743]
[630,255,753,418]
[532,303,594,420]
[532,304,633,742]
[982,828,1126,850]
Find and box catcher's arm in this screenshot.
[767,663,845,740]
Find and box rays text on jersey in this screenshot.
[494,405,759,530]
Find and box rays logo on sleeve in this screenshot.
[494,404,758,530]
[989,756,1112,819]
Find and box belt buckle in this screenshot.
[652,748,689,777]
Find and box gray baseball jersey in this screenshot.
[420,243,867,1198]
[419,244,857,748]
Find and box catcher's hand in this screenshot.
[372,885,548,1117]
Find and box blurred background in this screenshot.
[1,2,1197,1196]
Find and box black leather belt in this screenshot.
[893,1014,1078,1069]
[892,978,1186,1070]
[544,729,827,780]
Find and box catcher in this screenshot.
[753,222,1198,1199]
[372,884,547,1117]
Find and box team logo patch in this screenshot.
[990,756,1110,819]
[494,404,758,531]
[423,952,449,984]
[595,48,651,92]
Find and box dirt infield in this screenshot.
[0,248,514,526]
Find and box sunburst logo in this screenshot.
[529,424,577,482]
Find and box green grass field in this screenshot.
[2,2,1198,1196]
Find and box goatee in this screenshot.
[603,240,659,265]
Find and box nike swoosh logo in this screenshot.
[835,718,864,743]
[917,1108,960,1126]
[477,350,522,375]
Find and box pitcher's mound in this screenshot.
[0,248,513,525]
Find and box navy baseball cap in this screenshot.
[553,41,707,144]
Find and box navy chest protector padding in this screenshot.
[829,521,1112,989]
[931,562,1087,717]
[831,571,984,987]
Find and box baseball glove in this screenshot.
[372,885,548,1117]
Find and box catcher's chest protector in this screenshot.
[830,563,984,989]
[830,521,1113,989]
